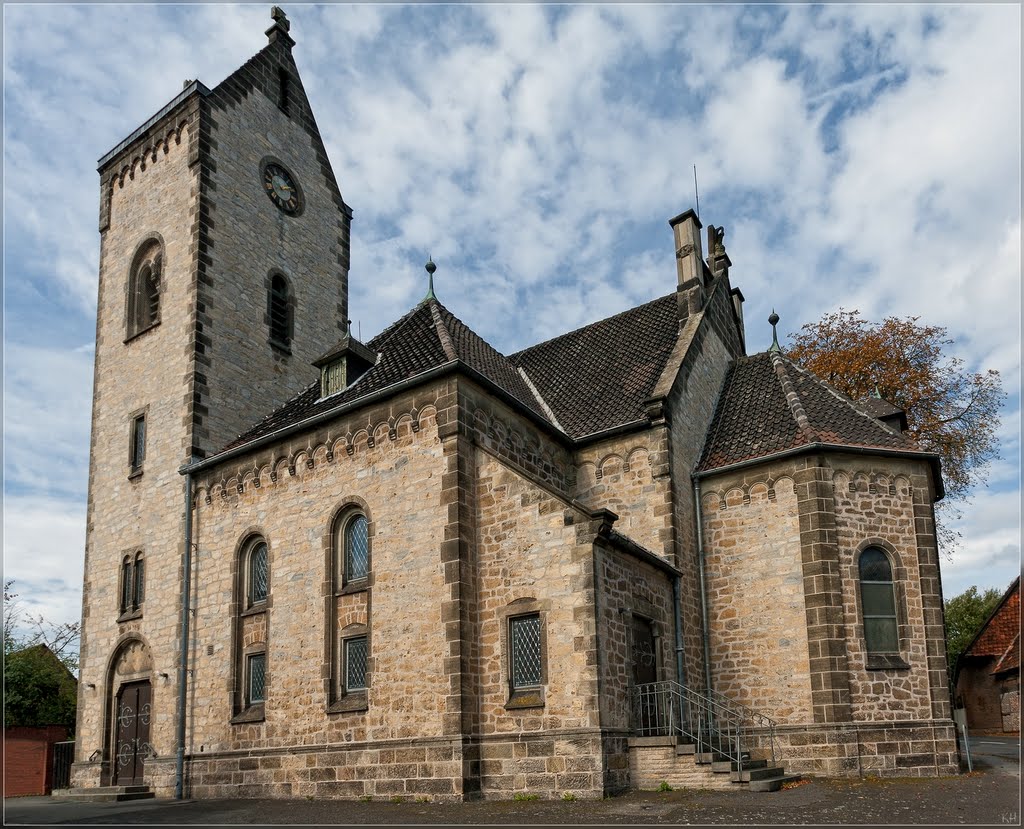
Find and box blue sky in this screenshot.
[3,3,1020,629]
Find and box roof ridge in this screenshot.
[784,357,910,442]
[517,366,565,432]
[427,300,459,361]
[510,292,674,360]
[770,352,820,444]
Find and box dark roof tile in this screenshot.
[511,294,679,439]
[697,351,921,473]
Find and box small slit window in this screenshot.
[510,614,542,690]
[268,274,292,349]
[859,548,899,653]
[130,414,146,475]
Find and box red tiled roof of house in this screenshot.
[965,577,1021,665]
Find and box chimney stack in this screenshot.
[668,209,704,318]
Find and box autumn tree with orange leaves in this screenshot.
[787,310,1005,556]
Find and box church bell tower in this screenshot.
[74,8,351,788]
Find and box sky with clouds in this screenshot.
[3,3,1020,633]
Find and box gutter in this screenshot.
[694,442,945,501]
[180,357,585,478]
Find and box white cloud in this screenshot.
[3,3,1019,628]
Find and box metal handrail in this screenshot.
[632,681,778,771]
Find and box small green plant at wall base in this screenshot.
[359,795,372,802]
[562,792,577,801]
[658,781,673,792]
[414,796,431,803]
[513,792,539,801]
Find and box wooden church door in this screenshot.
[632,616,662,733]
[114,680,151,785]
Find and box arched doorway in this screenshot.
[114,680,152,785]
[103,637,154,786]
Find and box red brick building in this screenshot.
[955,577,1020,733]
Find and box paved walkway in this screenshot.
[5,759,1020,825]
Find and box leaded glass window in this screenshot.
[344,516,369,583]
[859,548,898,653]
[344,636,368,692]
[249,541,268,606]
[510,614,542,689]
[248,652,266,704]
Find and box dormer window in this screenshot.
[313,333,378,400]
[322,359,346,398]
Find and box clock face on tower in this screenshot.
[262,162,302,215]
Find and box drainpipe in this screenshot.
[693,480,713,701]
[174,470,194,800]
[672,575,686,689]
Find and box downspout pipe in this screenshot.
[174,470,194,800]
[693,479,712,701]
[672,575,686,689]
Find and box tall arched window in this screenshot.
[267,273,292,349]
[127,242,162,339]
[859,547,899,653]
[119,551,144,617]
[247,540,269,607]
[342,515,369,585]
[234,535,270,720]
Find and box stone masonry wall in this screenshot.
[698,453,957,777]
[699,467,812,722]
[574,429,671,558]
[627,738,734,791]
[593,546,676,793]
[471,448,604,799]
[830,456,937,722]
[667,319,734,696]
[74,121,198,788]
[198,46,351,456]
[180,383,459,799]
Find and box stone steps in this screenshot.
[51,785,155,802]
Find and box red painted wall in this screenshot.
[2,726,68,796]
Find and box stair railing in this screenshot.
[632,680,778,773]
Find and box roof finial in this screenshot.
[768,309,782,354]
[267,6,295,47]
[424,256,437,300]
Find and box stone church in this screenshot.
[71,10,960,801]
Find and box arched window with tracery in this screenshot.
[126,240,162,339]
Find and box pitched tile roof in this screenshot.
[965,577,1021,671]
[223,292,683,453]
[224,298,547,449]
[511,294,680,439]
[696,351,925,474]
